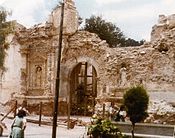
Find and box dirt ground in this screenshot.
[1,114,174,138]
[1,117,88,138]
[0,100,174,138]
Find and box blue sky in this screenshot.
[1,0,175,41]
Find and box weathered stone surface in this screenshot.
[0,0,175,116]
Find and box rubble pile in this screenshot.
[148,100,175,115]
[146,100,175,124]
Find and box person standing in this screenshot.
[10,109,27,138]
[109,103,116,120]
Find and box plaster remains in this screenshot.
[0,0,175,115]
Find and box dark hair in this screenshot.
[17,109,26,118]
[120,105,125,111]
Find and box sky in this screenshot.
[1,0,175,41]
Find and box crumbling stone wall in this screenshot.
[15,22,56,96]
[149,14,175,93]
[63,28,175,93]
[0,34,23,103]
[0,0,175,114]
[48,0,78,35]
[61,31,108,97]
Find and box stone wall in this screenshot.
[0,34,24,103]
[0,0,175,114]
[48,0,78,35]
[63,30,175,99]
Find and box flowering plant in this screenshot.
[87,115,126,138]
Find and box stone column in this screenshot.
[44,52,52,95]
[19,49,28,96]
[50,52,56,95]
[0,70,2,97]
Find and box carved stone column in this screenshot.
[0,70,2,93]
[50,51,56,95]
[44,52,52,96]
[19,48,29,96]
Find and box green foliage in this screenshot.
[83,15,144,48]
[78,16,83,26]
[125,38,145,47]
[0,7,14,70]
[123,85,149,124]
[87,116,126,138]
[84,15,125,48]
[0,48,5,69]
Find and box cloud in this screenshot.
[1,0,51,28]
[91,0,175,40]
[95,0,126,4]
[108,4,157,21]
[160,0,175,14]
[162,0,174,5]
[1,0,175,41]
[91,3,157,40]
[0,0,6,5]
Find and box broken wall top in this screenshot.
[151,14,175,42]
[47,0,78,35]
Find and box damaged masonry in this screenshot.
[0,0,175,118]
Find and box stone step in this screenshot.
[114,122,174,137]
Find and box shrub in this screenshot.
[123,85,149,138]
[87,116,127,138]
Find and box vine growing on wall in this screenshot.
[0,7,14,71]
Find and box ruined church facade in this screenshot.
[0,0,175,115]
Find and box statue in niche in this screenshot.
[35,66,42,88]
[119,67,127,87]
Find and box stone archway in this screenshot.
[70,62,97,116]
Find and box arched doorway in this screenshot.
[70,62,97,116]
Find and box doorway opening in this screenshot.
[70,62,97,116]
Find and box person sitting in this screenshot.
[114,105,126,122]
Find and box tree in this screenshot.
[83,15,144,47]
[123,85,149,138]
[0,7,14,71]
[125,38,145,47]
[84,15,126,48]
